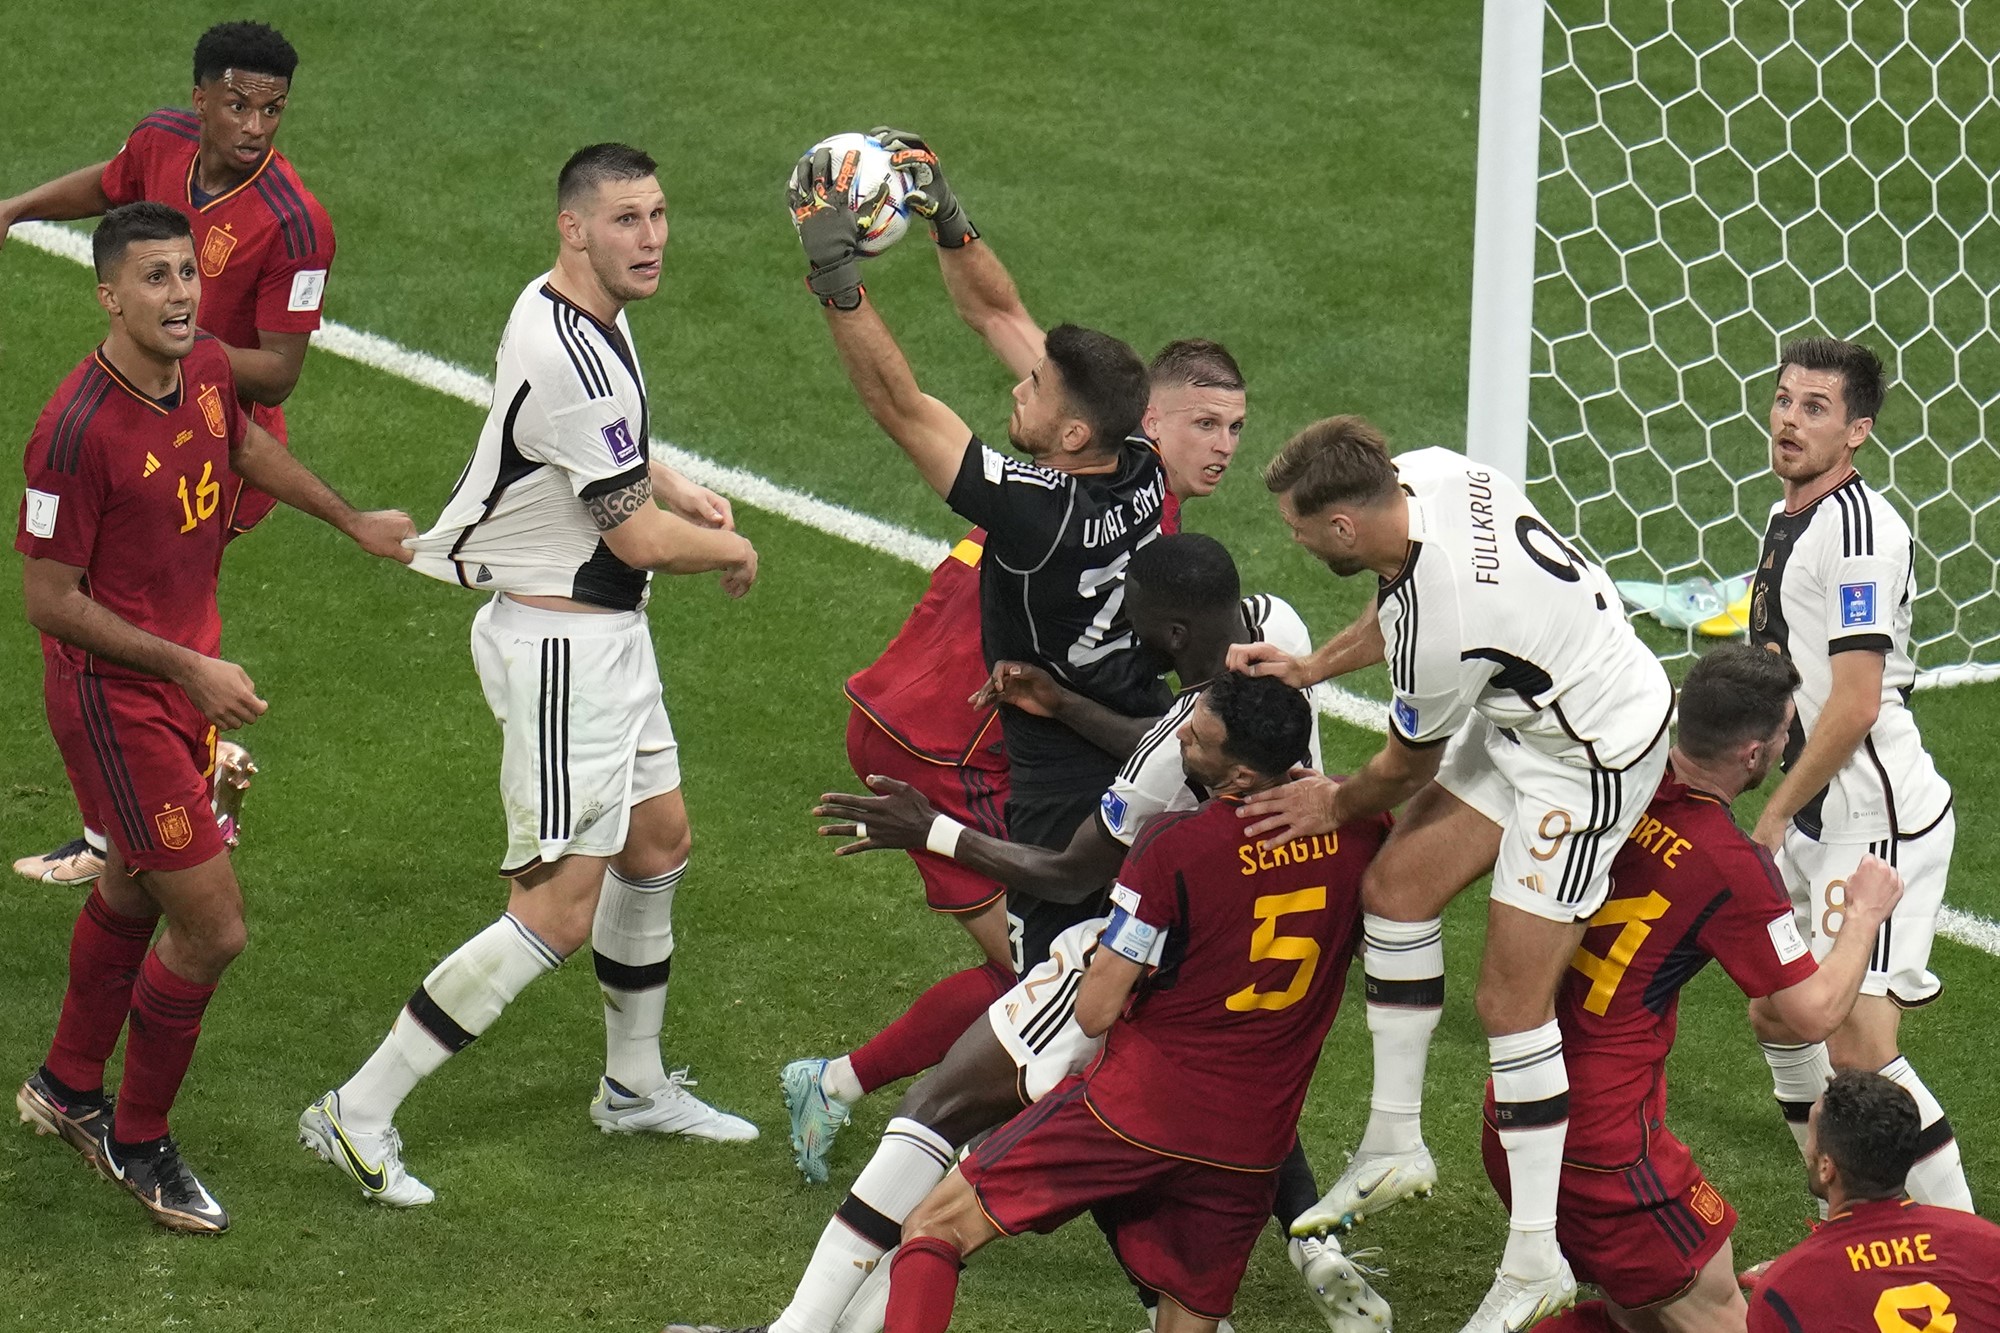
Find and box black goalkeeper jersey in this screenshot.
[946,434,1173,799]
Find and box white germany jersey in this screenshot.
[407,274,653,611]
[1750,472,1950,841]
[1377,448,1672,769]
[1096,593,1323,844]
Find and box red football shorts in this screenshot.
[844,706,1008,914]
[226,401,287,536]
[965,1078,1277,1320]
[1481,1109,1737,1309]
[45,667,224,873]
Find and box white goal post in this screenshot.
[1468,0,2000,686]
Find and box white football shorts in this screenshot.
[1778,808,1954,1006]
[1437,713,1666,924]
[988,917,1106,1103]
[471,594,681,876]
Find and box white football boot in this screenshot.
[1291,1143,1438,1234]
[1292,1234,1394,1330]
[298,1090,434,1207]
[590,1070,758,1141]
[1458,1259,1577,1333]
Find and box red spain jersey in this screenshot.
[100,106,334,462]
[1748,1197,2000,1332]
[1084,797,1388,1171]
[843,499,1184,770]
[16,337,247,679]
[1560,773,1818,1167]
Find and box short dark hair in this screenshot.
[558,143,659,210]
[1264,415,1400,514]
[193,21,298,86]
[1779,336,1885,423]
[1149,339,1245,393]
[93,203,193,279]
[1043,324,1149,453]
[1817,1070,1921,1200]
[1676,643,1801,761]
[1127,533,1241,616]
[1205,671,1312,780]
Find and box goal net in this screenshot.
[1497,0,2000,682]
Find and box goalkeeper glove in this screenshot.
[788,145,891,311]
[868,126,980,249]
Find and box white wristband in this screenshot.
[926,814,966,859]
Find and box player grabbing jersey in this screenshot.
[1232,417,1675,1330]
[791,138,1169,972]
[298,145,760,1210]
[1746,1071,2000,1332]
[801,336,1245,1182]
[878,674,1372,1333]
[13,203,410,1233]
[669,539,1388,1333]
[1485,645,1903,1333]
[1744,337,1972,1215]
[1,21,333,884]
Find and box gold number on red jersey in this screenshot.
[1568,890,1671,1015]
[176,461,221,534]
[1226,886,1325,1013]
[1872,1280,1956,1332]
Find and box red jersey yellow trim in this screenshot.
[843,687,1002,769]
[183,149,273,212]
[92,349,182,416]
[1083,1093,1280,1174]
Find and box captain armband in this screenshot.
[1101,884,1166,966]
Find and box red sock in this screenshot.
[1531,1300,1615,1333]
[884,1235,963,1333]
[849,960,1013,1094]
[114,951,216,1144]
[45,888,157,1093]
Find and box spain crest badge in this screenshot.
[198,383,227,438]
[200,224,238,278]
[155,804,195,852]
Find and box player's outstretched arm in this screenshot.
[792,143,972,497]
[1228,604,1385,686]
[873,127,1043,381]
[1754,854,1904,1043]
[21,557,265,728]
[1750,650,1883,852]
[0,163,113,251]
[1240,731,1441,845]
[592,471,757,598]
[229,420,415,561]
[815,774,1127,903]
[970,660,1158,760]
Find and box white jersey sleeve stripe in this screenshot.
[551,306,609,399]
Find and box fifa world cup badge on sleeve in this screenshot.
[1767,913,1808,965]
[1840,582,1877,627]
[601,417,641,467]
[287,269,328,312]
[1103,884,1163,965]
[24,489,58,539]
[1393,698,1420,737]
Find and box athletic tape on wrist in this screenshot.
[926,815,966,859]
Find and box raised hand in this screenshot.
[790,145,893,310]
[969,660,1062,716]
[813,774,940,854]
[867,127,978,248]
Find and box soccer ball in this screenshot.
[795,132,911,257]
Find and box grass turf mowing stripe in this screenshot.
[11,219,1393,737]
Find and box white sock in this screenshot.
[83,827,108,854]
[1880,1055,1975,1212]
[1357,915,1443,1155]
[770,1117,955,1333]
[1760,1039,1832,1159]
[822,1055,865,1105]
[592,862,683,1095]
[829,1252,891,1333]
[338,913,561,1134]
[1490,1020,1568,1278]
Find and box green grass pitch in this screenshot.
[1,3,1995,1330]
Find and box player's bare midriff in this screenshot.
[504,592,621,615]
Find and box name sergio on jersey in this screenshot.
[1080,470,1164,549]
[1237,832,1343,875]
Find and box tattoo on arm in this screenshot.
[584,474,654,532]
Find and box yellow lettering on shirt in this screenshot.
[1239,834,1341,876]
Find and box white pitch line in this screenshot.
[12,221,1391,732]
[22,223,2000,963]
